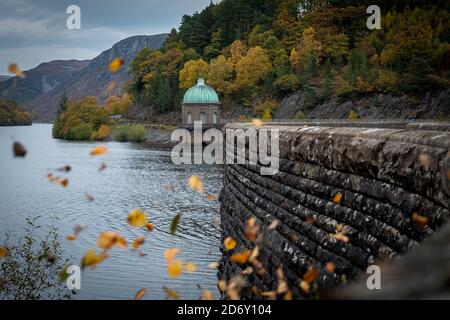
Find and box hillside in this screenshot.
[0,76,11,82]
[0,60,89,104]
[126,0,450,121]
[1,34,168,121]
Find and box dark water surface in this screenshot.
[0,124,222,299]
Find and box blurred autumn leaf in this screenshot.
[8,63,26,78]
[185,262,197,273]
[332,192,343,204]
[170,213,181,235]
[188,176,204,193]
[135,288,147,300]
[223,237,237,251]
[13,142,27,157]
[0,246,9,258]
[97,231,127,250]
[81,249,108,270]
[127,209,148,228]
[167,260,183,277]
[90,146,108,156]
[108,58,124,73]
[252,119,263,127]
[164,287,180,300]
[231,250,251,264]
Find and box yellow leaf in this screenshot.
[167,260,183,277]
[135,288,147,300]
[107,81,117,92]
[81,249,108,270]
[332,192,343,204]
[185,262,197,273]
[164,248,181,262]
[132,235,145,250]
[97,231,127,250]
[201,289,214,300]
[331,232,350,243]
[127,209,147,228]
[8,63,26,78]
[284,291,293,300]
[188,175,204,193]
[231,250,251,264]
[0,246,9,258]
[249,246,259,262]
[108,57,124,73]
[223,237,237,251]
[163,287,180,300]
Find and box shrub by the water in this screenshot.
[52,97,110,141]
[113,125,147,142]
[0,99,32,126]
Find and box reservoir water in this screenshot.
[0,124,222,299]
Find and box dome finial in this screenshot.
[197,78,205,85]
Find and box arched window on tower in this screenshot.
[213,112,218,124]
[200,112,206,123]
[187,112,192,124]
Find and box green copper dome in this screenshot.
[183,78,220,104]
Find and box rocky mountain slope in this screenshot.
[1,34,168,121]
[0,76,11,82]
[0,60,89,104]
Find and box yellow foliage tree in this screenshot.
[291,27,323,72]
[179,59,209,89]
[207,55,234,95]
[234,46,272,92]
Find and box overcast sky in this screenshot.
[0,0,216,74]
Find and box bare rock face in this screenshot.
[218,122,450,299]
[275,89,450,120]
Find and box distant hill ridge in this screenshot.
[0,33,168,121]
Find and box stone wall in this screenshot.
[218,122,450,299]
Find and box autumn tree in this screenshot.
[179,59,209,89]
[234,46,273,94]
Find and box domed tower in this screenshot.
[182,78,220,126]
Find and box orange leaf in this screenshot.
[59,178,69,188]
[206,193,218,201]
[164,248,181,262]
[412,212,429,227]
[167,259,183,277]
[97,231,127,250]
[8,63,26,78]
[132,235,145,250]
[145,223,154,232]
[326,262,336,273]
[268,219,279,231]
[252,119,263,127]
[201,289,214,300]
[0,246,9,258]
[90,146,108,156]
[108,57,124,73]
[303,266,319,283]
[66,235,77,241]
[223,237,237,251]
[331,232,350,243]
[332,192,343,204]
[231,250,251,264]
[135,288,147,300]
[299,280,310,293]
